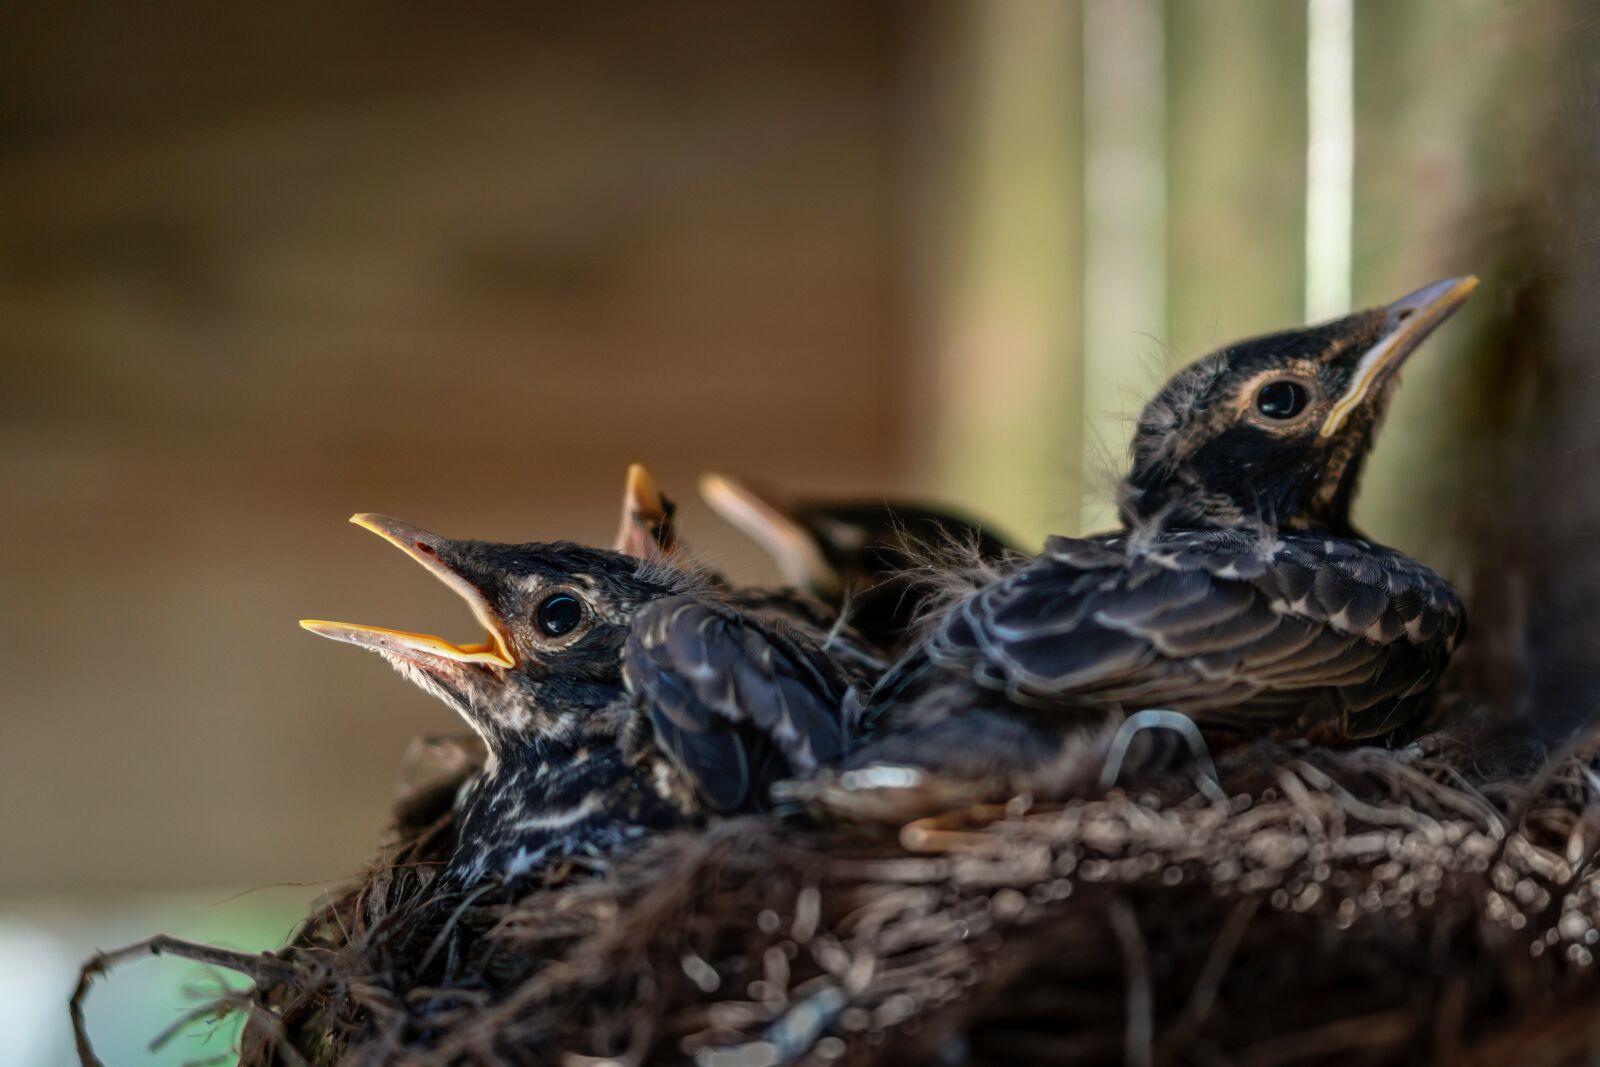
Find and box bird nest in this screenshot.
[74,729,1600,1066]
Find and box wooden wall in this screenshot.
[0,2,907,894]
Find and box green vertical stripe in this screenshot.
[1351,0,1555,562]
[929,0,1084,545]
[1166,0,1308,357]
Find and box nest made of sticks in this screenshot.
[73,722,1600,1067]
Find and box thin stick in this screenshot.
[1167,896,1260,1042]
[71,935,296,1067]
[146,991,244,1053]
[1109,899,1153,1067]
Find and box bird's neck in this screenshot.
[1118,472,1255,532]
[1118,466,1357,537]
[442,678,690,887]
[470,677,625,762]
[443,745,630,886]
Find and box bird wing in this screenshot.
[723,588,889,688]
[624,596,853,813]
[923,531,1464,736]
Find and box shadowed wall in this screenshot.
[0,1,907,895]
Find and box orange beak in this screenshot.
[300,514,516,668]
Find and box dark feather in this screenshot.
[875,530,1464,740]
[625,597,852,813]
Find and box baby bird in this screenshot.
[864,277,1476,771]
[622,465,888,686]
[700,472,1019,655]
[302,473,853,887]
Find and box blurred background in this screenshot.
[3,1,1596,1062]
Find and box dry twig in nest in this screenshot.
[73,732,1600,1066]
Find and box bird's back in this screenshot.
[867,528,1464,746]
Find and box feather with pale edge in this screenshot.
[872,529,1464,740]
[626,597,853,812]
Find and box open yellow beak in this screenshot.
[1320,275,1478,437]
[299,513,516,668]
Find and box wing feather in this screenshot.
[915,531,1463,735]
[625,597,851,813]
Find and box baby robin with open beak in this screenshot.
[302,467,855,887]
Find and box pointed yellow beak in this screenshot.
[1320,275,1478,437]
[300,513,516,667]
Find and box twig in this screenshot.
[1230,1009,1416,1067]
[1166,896,1261,1046]
[72,935,297,1067]
[1109,899,1153,1067]
[415,882,496,975]
[146,991,245,1053]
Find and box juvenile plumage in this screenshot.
[862,277,1476,769]
[302,472,855,887]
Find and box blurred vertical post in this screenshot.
[1350,1,1553,560]
[909,0,1083,546]
[1165,1,1307,373]
[1081,0,1166,533]
[1305,0,1354,320]
[1519,0,1600,737]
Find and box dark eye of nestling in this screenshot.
[534,593,583,638]
[1255,380,1309,420]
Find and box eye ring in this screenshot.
[534,592,585,639]
[1255,379,1310,420]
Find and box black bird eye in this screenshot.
[534,593,583,638]
[1255,380,1309,420]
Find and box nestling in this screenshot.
[863,277,1476,772]
[700,471,1020,655]
[302,469,855,886]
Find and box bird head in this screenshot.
[302,467,694,756]
[1120,276,1478,535]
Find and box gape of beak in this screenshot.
[1321,275,1478,437]
[300,514,516,669]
